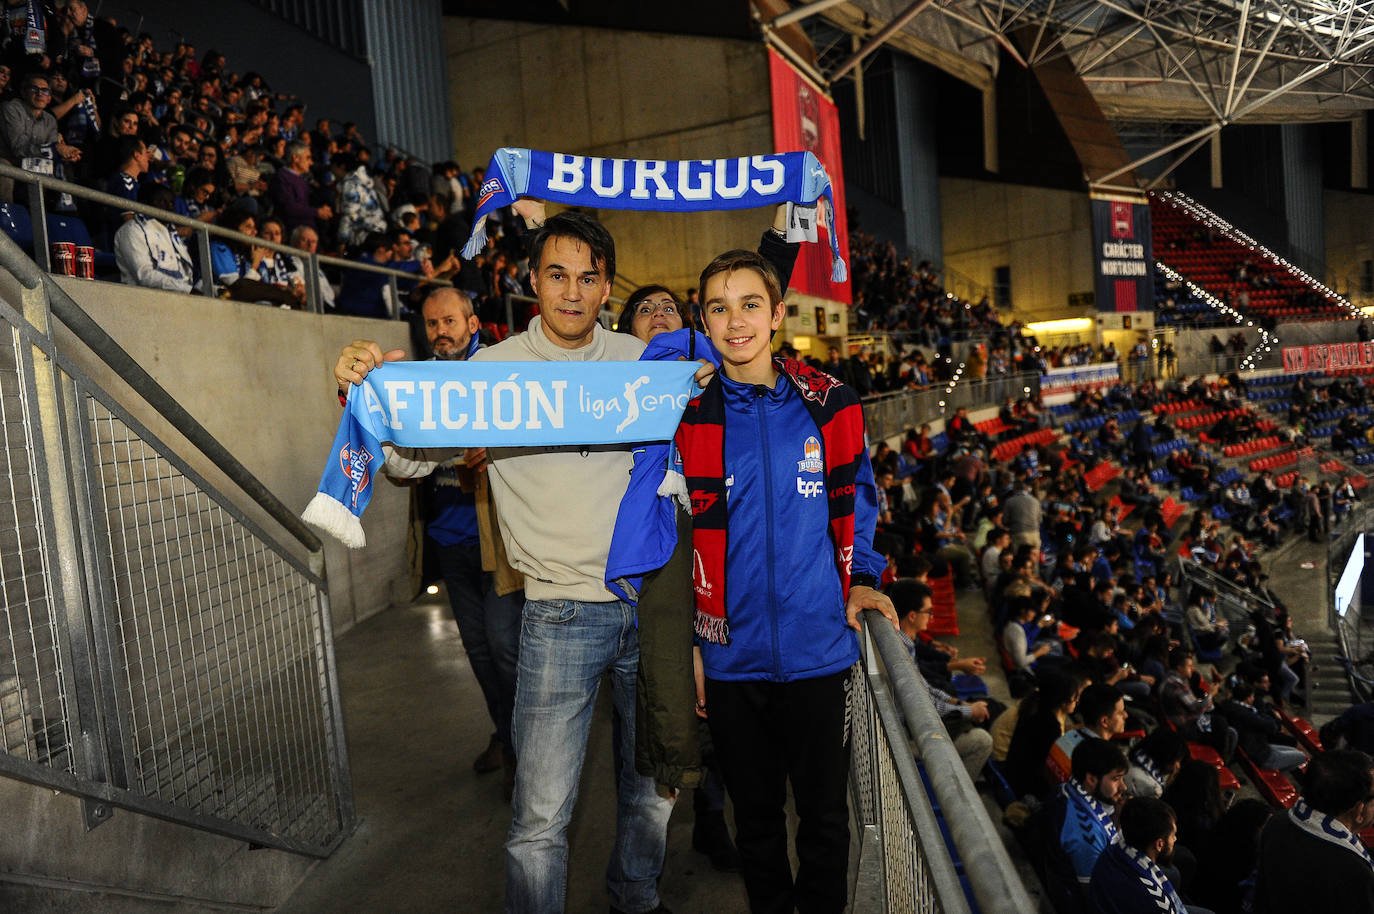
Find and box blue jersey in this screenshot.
[699,373,882,682]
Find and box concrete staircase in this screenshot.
[1305,628,1354,720]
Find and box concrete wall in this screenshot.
[0,777,313,910]
[39,276,414,635]
[445,18,776,297]
[940,178,1095,323]
[1326,189,1374,307]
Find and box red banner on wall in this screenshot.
[768,48,851,305]
[1282,343,1374,372]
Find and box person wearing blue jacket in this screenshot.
[675,249,897,914]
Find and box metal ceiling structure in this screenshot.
[762,0,1374,188]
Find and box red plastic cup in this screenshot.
[49,242,75,276]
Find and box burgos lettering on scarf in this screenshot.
[462,148,848,283]
[303,360,700,548]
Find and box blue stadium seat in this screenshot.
[46,213,117,273]
[0,201,33,250]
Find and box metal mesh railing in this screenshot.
[848,663,943,912]
[850,612,1035,914]
[862,371,1042,443]
[0,238,351,856]
[83,393,341,846]
[0,326,73,774]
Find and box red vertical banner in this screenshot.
[769,48,851,305]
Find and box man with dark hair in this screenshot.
[333,205,688,914]
[1255,749,1374,911]
[104,135,148,221]
[1321,699,1374,754]
[113,181,193,293]
[1046,683,1127,786]
[893,579,993,777]
[1216,682,1308,771]
[333,232,394,319]
[0,71,81,202]
[167,123,198,167]
[1042,738,1129,913]
[1161,648,1236,761]
[1087,797,1190,913]
[350,287,523,786]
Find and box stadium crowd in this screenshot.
[14,6,1373,912]
[0,0,534,319]
[869,357,1374,912]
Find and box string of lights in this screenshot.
[1154,190,1358,319]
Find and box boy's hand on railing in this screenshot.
[334,339,405,393]
[847,585,898,632]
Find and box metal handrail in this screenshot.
[0,229,354,857]
[0,161,453,315]
[1173,554,1275,619]
[861,611,1036,914]
[0,229,323,557]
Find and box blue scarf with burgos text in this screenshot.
[462,148,847,283]
[302,360,700,548]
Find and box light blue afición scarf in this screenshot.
[462,148,847,282]
[303,359,699,548]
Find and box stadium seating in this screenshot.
[1084,461,1121,492]
[1186,742,1242,792]
[0,202,33,251]
[1151,191,1355,323]
[1278,710,1323,756]
[1236,748,1300,808]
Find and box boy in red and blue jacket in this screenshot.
[676,249,897,913]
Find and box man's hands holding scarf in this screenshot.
[335,339,405,394]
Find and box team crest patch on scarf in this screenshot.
[462,148,848,283]
[304,360,699,548]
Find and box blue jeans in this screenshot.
[1263,744,1309,772]
[437,541,523,752]
[505,598,675,914]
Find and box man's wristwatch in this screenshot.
[851,573,880,591]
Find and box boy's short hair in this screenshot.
[698,249,782,307]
